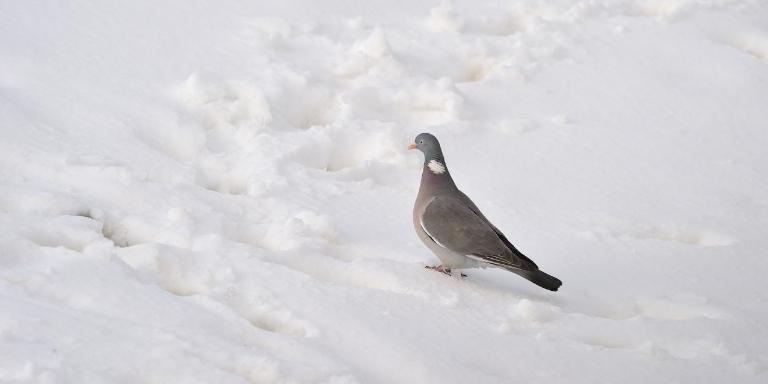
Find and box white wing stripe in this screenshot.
[466,254,521,270]
[420,218,451,249]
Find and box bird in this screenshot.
[409,133,562,291]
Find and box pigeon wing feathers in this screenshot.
[421,196,531,270]
[454,190,539,269]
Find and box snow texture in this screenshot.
[1,0,767,383]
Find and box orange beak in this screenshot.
[407,143,417,150]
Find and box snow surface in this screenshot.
[2,0,768,383]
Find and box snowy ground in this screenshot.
[2,0,768,383]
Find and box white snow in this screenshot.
[1,0,768,383]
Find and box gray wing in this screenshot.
[421,196,535,270]
[455,190,539,269]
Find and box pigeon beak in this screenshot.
[407,144,417,150]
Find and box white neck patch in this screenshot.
[427,159,446,174]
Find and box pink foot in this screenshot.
[425,265,452,275]
[425,265,468,277]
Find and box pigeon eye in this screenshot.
[419,140,423,144]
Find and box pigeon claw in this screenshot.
[425,265,466,277]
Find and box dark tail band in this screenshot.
[515,269,562,291]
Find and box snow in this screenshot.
[1,0,768,382]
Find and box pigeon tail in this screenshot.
[512,269,562,291]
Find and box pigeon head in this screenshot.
[408,133,448,175]
[408,133,442,157]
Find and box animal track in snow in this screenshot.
[177,73,341,194]
[727,32,768,62]
[495,290,734,359]
[574,294,728,322]
[102,211,194,249]
[632,0,693,20]
[634,297,728,321]
[579,219,736,247]
[457,55,498,83]
[335,28,402,80]
[394,79,463,126]
[214,285,320,338]
[425,1,464,33]
[179,73,272,134]
[117,243,321,338]
[13,216,107,253]
[492,115,571,136]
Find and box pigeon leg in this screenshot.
[425,265,453,276]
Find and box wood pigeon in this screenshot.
[409,133,562,291]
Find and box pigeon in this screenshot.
[409,133,562,291]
